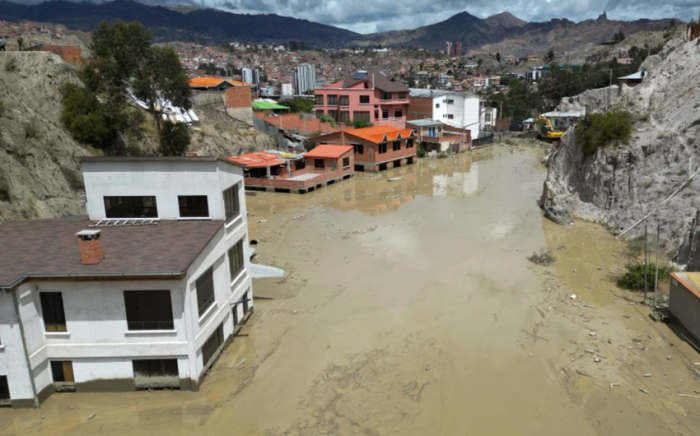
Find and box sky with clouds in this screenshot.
[15,0,700,33]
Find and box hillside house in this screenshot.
[310,125,416,172]
[406,119,469,153]
[313,69,410,128]
[407,90,485,140]
[228,148,354,194]
[670,273,700,342]
[0,157,253,407]
[618,71,646,95]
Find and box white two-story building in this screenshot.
[407,89,494,140]
[0,157,253,407]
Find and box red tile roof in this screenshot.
[227,152,285,168]
[345,125,414,144]
[189,76,251,88]
[305,145,353,159]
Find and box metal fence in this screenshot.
[472,133,495,148]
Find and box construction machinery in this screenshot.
[536,115,564,141]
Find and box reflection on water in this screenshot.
[247,152,486,220]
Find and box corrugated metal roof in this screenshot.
[406,119,443,127]
[409,88,478,99]
[252,101,290,110]
[541,111,585,118]
[341,69,408,92]
[618,72,645,80]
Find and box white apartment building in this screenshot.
[0,157,253,407]
[408,89,490,140]
[481,107,498,132]
[242,68,260,86]
[294,63,316,95]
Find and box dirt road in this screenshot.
[1,145,699,435]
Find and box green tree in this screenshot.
[159,120,191,156]
[496,52,501,63]
[60,83,119,150]
[546,49,555,60]
[82,20,192,154]
[285,97,314,113]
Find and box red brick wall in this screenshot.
[226,87,252,108]
[310,134,416,166]
[28,45,82,66]
[406,97,434,121]
[78,237,104,265]
[254,112,345,135]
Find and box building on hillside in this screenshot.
[228,148,354,194]
[241,68,260,86]
[617,71,646,95]
[526,67,543,83]
[669,272,700,342]
[454,41,462,57]
[281,83,294,96]
[481,106,498,132]
[407,89,485,139]
[0,157,253,407]
[294,64,316,95]
[406,119,470,153]
[188,76,251,91]
[445,41,453,56]
[313,69,410,128]
[309,125,416,172]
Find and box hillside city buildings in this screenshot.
[294,63,316,95]
[314,69,410,128]
[0,157,253,406]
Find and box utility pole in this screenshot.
[654,225,660,308]
[644,222,649,304]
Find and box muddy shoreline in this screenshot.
[1,145,699,435]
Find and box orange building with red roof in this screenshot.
[309,125,416,172]
[226,149,354,194]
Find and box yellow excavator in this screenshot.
[536,115,564,141]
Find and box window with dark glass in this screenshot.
[178,196,209,218]
[133,359,178,379]
[343,157,350,168]
[314,159,325,169]
[353,111,370,122]
[393,141,400,151]
[374,110,379,120]
[223,184,240,223]
[328,110,339,122]
[104,196,157,219]
[380,90,392,100]
[359,95,370,104]
[406,138,414,148]
[228,239,245,280]
[435,103,440,109]
[201,323,224,367]
[0,376,9,401]
[398,92,407,100]
[124,290,174,330]
[339,95,349,106]
[40,292,66,332]
[382,109,389,119]
[51,361,75,383]
[315,94,324,105]
[447,114,454,119]
[316,110,325,119]
[394,109,402,118]
[327,95,338,105]
[340,111,350,123]
[353,143,364,154]
[378,143,387,154]
[196,268,216,317]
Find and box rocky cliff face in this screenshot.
[0,51,276,222]
[542,33,700,265]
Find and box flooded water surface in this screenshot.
[2,147,699,435]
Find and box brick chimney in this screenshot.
[76,229,104,265]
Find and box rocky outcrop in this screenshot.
[543,34,700,265]
[0,51,276,222]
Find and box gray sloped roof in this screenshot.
[409,88,479,99]
[342,69,409,92]
[0,217,224,288]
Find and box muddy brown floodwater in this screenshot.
[2,145,700,435]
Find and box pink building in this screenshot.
[314,69,409,129]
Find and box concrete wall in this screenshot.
[0,291,35,403]
[670,277,700,341]
[225,87,254,126]
[82,160,244,221]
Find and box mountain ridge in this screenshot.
[0,0,683,54]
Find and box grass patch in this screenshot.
[528,249,556,266]
[616,262,674,292]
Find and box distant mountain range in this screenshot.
[0,1,683,55]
